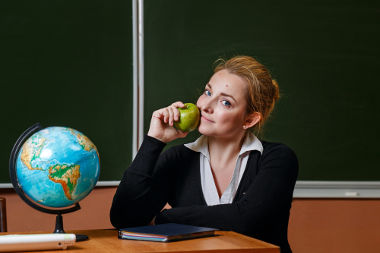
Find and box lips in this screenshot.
[201,115,214,123]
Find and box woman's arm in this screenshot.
[155,144,298,235]
[109,135,169,228]
[110,102,188,228]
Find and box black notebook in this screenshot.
[118,223,218,242]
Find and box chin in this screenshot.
[198,125,216,136]
[198,125,209,135]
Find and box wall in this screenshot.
[1,187,115,232]
[1,187,380,253]
[289,199,380,253]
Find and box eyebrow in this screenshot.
[206,83,237,102]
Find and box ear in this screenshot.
[243,112,261,130]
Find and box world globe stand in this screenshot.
[53,212,88,241]
[54,213,65,234]
[9,123,89,242]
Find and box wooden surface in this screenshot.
[5,229,280,253]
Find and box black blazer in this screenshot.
[110,135,298,253]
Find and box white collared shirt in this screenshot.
[184,133,263,206]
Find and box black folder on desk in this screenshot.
[118,223,218,242]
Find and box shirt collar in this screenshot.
[184,135,210,160]
[184,132,263,158]
[240,132,263,155]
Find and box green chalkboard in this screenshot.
[2,0,379,183]
[1,1,133,183]
[144,0,380,181]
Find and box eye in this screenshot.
[221,100,231,107]
[204,90,212,96]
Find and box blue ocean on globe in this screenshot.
[15,126,100,208]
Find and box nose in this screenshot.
[197,95,214,114]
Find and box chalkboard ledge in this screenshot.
[294,181,380,198]
[1,181,380,198]
[0,181,121,189]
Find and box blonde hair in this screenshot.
[214,55,280,134]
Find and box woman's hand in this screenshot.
[147,101,188,143]
[149,203,172,225]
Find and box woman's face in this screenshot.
[196,69,250,140]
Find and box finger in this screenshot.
[173,106,180,121]
[163,108,169,123]
[170,102,183,121]
[168,106,175,126]
[171,101,185,108]
[152,110,163,120]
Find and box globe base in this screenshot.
[53,213,65,233]
[53,213,89,242]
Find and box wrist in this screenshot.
[144,134,166,145]
[147,131,166,143]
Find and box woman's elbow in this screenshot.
[110,207,123,229]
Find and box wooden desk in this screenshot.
[27,229,280,253]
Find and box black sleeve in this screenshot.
[109,135,172,228]
[155,144,298,235]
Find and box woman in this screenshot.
[110,56,298,253]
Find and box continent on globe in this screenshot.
[69,129,99,156]
[48,164,80,200]
[20,134,46,171]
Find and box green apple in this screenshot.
[174,103,200,132]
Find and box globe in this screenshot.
[9,123,100,239]
[14,126,100,208]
